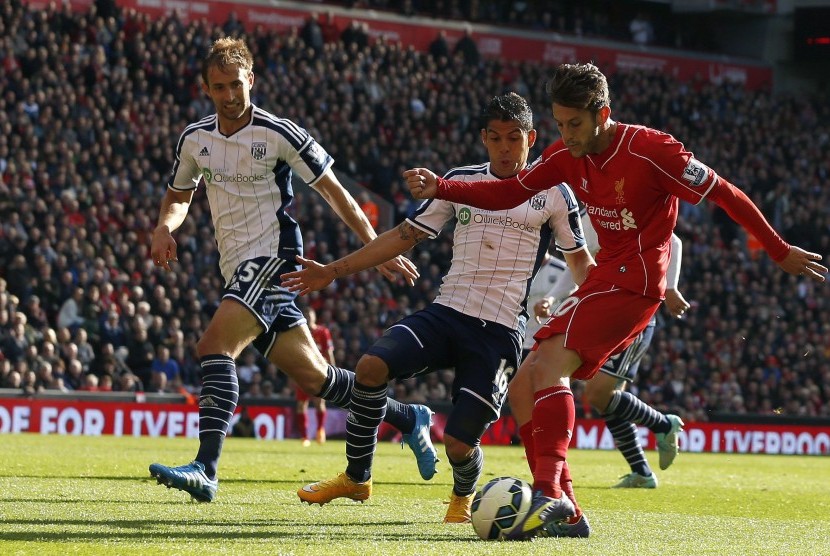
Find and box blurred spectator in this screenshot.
[629,12,654,46]
[149,345,180,393]
[453,27,480,67]
[300,13,324,53]
[232,406,256,437]
[57,287,86,332]
[358,191,380,230]
[428,30,450,61]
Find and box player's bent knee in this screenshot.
[355,354,390,386]
[444,433,475,463]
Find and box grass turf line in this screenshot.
[0,434,828,555]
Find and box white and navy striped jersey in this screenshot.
[167,105,333,283]
[523,255,568,349]
[407,162,585,330]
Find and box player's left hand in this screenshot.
[376,255,419,286]
[533,297,554,323]
[664,288,691,318]
[281,256,334,296]
[777,246,827,282]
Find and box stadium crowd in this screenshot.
[324,0,708,52]
[0,1,828,421]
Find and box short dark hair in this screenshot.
[480,92,533,131]
[202,37,254,85]
[545,63,610,113]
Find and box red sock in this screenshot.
[519,421,536,473]
[531,385,575,498]
[560,461,582,517]
[316,408,327,431]
[296,412,308,440]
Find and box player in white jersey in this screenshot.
[284,93,593,536]
[533,213,688,502]
[146,38,433,503]
[523,254,568,357]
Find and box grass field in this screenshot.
[1,434,828,555]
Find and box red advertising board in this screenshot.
[2,398,827,455]
[21,0,772,89]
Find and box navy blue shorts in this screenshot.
[222,256,306,357]
[366,303,522,419]
[598,316,656,383]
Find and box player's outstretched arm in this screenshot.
[282,222,426,296]
[151,188,193,271]
[313,170,418,283]
[706,182,826,282]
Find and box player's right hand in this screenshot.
[281,256,334,296]
[403,168,439,199]
[150,226,178,271]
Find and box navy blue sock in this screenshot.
[605,414,651,476]
[195,355,239,480]
[345,381,387,483]
[450,446,484,497]
[607,390,670,433]
[317,365,354,408]
[385,398,415,433]
[318,365,408,430]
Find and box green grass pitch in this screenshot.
[0,434,828,555]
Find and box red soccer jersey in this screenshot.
[311,325,334,361]
[436,123,789,299]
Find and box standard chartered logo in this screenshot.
[621,208,638,230]
[458,207,472,225]
[202,167,264,183]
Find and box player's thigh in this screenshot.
[197,298,263,358]
[267,325,329,394]
[526,334,581,389]
[451,318,522,421]
[364,306,454,380]
[584,371,619,412]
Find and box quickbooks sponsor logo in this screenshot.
[458,207,472,225]
[202,167,264,183]
[473,213,536,232]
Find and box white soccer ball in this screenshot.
[470,476,533,540]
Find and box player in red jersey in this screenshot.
[405,62,826,538]
[295,308,331,446]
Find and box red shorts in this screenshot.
[533,279,660,381]
[295,388,311,402]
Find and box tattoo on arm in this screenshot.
[332,261,351,277]
[398,222,428,243]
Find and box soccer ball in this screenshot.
[470,476,533,540]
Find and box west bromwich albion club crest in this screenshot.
[530,192,547,210]
[251,142,267,160]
